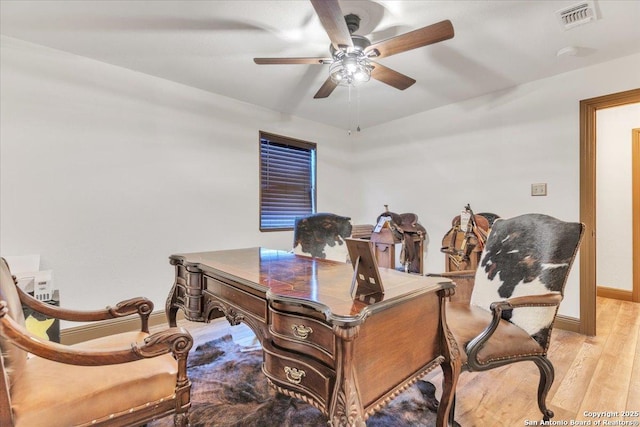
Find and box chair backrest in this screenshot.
[293,213,352,262]
[470,214,584,344]
[0,258,27,388]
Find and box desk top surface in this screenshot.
[171,248,451,319]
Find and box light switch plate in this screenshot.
[531,183,547,196]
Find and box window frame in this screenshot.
[259,131,317,231]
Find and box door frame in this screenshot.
[633,128,640,303]
[579,88,640,335]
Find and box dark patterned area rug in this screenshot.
[149,335,441,427]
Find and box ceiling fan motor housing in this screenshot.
[330,34,371,58]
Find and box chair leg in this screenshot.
[173,412,189,427]
[448,393,462,427]
[533,356,555,421]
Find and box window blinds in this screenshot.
[260,132,316,230]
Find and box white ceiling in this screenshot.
[1,0,639,130]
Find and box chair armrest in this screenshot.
[490,293,563,311]
[17,287,153,333]
[466,293,563,370]
[0,300,192,366]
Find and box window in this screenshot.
[259,131,316,231]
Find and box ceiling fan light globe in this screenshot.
[329,54,372,87]
[344,57,358,73]
[354,70,370,82]
[329,61,344,83]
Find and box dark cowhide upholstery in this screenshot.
[470,213,584,345]
[293,213,353,261]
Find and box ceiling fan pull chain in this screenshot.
[357,87,361,133]
[348,84,353,135]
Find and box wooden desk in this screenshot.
[166,248,460,427]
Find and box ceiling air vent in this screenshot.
[556,1,598,30]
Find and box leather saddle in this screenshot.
[376,207,426,272]
[376,210,427,233]
[441,204,495,271]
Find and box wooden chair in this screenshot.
[443,213,584,422]
[292,213,353,262]
[0,257,193,427]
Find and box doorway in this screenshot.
[579,88,640,336]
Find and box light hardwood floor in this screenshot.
[174,296,640,426]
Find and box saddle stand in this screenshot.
[371,205,427,274]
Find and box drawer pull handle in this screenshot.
[291,324,313,340]
[284,366,306,385]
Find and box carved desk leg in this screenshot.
[329,325,366,427]
[166,260,205,326]
[166,259,185,327]
[165,282,180,328]
[436,288,461,427]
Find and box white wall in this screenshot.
[2,33,639,325]
[352,53,640,318]
[0,36,356,319]
[596,103,640,291]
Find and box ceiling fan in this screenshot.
[253,0,454,99]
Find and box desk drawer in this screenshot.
[270,308,335,365]
[263,345,334,408]
[204,275,267,322]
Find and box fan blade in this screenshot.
[313,77,338,99]
[254,57,331,65]
[310,0,353,50]
[366,20,454,59]
[370,63,416,90]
